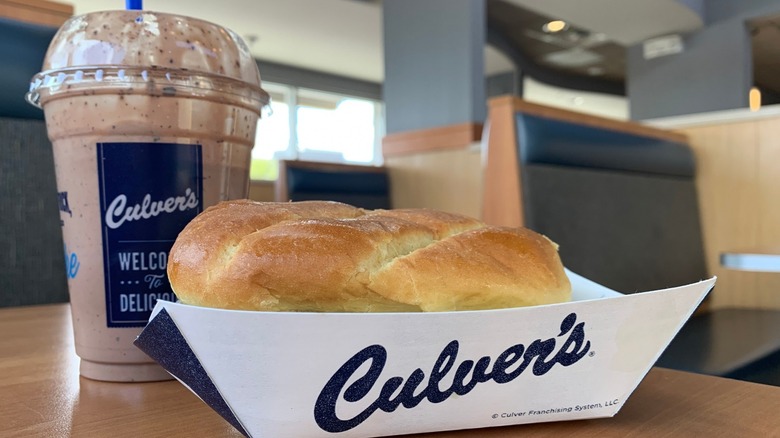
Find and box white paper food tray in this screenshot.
[135,270,715,437]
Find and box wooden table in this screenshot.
[2,304,779,437]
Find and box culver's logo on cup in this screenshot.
[314,312,591,433]
[97,142,203,327]
[104,189,200,230]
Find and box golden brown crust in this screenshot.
[168,200,571,312]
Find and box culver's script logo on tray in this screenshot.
[97,142,203,328]
[314,312,591,433]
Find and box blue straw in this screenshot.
[126,0,142,10]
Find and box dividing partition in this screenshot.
[652,108,780,311]
[482,96,780,311]
[382,122,484,218]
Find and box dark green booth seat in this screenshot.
[276,160,391,210]
[517,111,706,293]
[0,18,68,307]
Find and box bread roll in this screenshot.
[167,200,571,312]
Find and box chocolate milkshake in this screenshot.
[28,10,268,382]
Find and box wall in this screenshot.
[627,19,751,120]
[486,71,518,98]
[628,0,780,120]
[383,0,486,134]
[255,59,381,101]
[523,77,629,120]
[704,0,780,22]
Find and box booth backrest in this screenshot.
[0,18,54,120]
[276,160,391,210]
[0,18,68,306]
[483,97,708,293]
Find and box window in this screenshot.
[251,83,291,180]
[250,83,384,181]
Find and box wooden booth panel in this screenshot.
[385,147,482,219]
[0,0,73,27]
[383,122,483,218]
[248,180,275,202]
[481,97,524,228]
[679,118,780,310]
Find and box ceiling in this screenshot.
[503,0,704,46]
[70,0,387,82]
[67,0,780,97]
[492,0,780,98]
[487,0,627,94]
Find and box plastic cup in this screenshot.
[27,10,268,382]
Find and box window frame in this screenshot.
[251,81,385,181]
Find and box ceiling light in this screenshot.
[543,20,568,33]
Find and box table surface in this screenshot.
[2,304,780,438]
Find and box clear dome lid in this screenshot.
[27,10,268,112]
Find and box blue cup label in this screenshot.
[97,142,203,327]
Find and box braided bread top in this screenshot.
[167,200,571,312]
